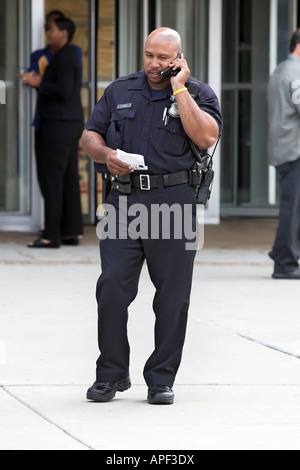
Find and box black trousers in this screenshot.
[95,183,197,387]
[35,120,84,243]
[270,159,300,272]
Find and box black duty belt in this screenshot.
[111,170,191,194]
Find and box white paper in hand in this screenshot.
[117,149,148,171]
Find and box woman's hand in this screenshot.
[18,72,42,88]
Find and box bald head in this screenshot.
[145,27,182,51]
[143,27,182,90]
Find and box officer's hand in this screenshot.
[106,150,134,176]
[170,53,190,90]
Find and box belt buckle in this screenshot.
[140,174,151,190]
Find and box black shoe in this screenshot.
[273,267,300,279]
[86,377,131,402]
[62,237,81,246]
[147,385,174,405]
[268,251,275,261]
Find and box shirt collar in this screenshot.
[288,54,300,63]
[128,71,173,100]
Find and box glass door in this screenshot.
[221,0,297,216]
[221,0,273,216]
[0,0,31,215]
[44,0,116,223]
[45,0,92,222]
[154,0,209,83]
[96,0,116,209]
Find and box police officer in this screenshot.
[82,28,222,405]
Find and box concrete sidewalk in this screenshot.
[0,220,300,450]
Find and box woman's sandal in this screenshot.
[27,239,60,248]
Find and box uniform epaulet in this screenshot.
[114,72,142,83]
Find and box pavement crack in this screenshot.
[2,386,94,450]
[195,318,300,360]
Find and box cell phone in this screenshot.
[161,53,182,81]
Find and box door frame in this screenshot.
[0,0,43,232]
[220,0,297,218]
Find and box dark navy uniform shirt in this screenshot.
[85,71,222,175]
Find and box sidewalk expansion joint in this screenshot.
[195,318,300,360]
[2,386,94,450]
[0,260,272,267]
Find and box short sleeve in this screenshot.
[196,83,223,133]
[85,86,112,139]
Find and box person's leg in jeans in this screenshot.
[270,159,300,272]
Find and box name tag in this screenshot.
[117,103,132,110]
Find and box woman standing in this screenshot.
[25,18,84,248]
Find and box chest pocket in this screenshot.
[157,118,188,156]
[111,109,136,146]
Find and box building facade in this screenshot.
[0,0,299,231]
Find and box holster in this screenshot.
[102,173,112,204]
[189,163,203,188]
[189,156,214,205]
[111,174,132,194]
[196,167,215,205]
[101,121,124,204]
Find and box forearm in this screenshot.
[82,129,133,175]
[168,54,219,149]
[175,91,219,149]
[82,130,112,164]
[39,80,71,99]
